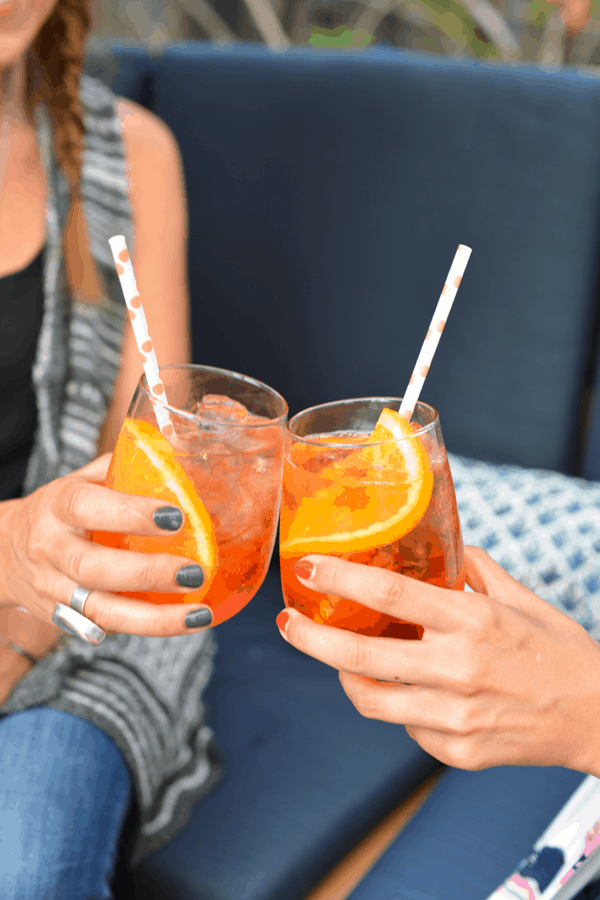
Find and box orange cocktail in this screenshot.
[93,364,287,626]
[280,398,464,639]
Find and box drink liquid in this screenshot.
[280,432,464,639]
[93,395,284,626]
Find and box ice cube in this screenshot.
[193,394,249,423]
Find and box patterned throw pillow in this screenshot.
[448,455,600,640]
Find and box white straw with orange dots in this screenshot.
[108,235,175,438]
[399,244,472,421]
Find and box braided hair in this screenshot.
[26,0,103,303]
[26,0,89,190]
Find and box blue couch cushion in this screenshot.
[134,566,441,900]
[85,44,156,108]
[583,355,600,481]
[143,43,600,475]
[347,764,587,900]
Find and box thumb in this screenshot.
[464,545,556,621]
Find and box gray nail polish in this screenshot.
[184,608,213,628]
[176,564,204,589]
[153,507,183,531]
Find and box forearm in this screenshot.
[567,669,600,780]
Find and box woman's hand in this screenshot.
[277,547,600,777]
[0,453,213,638]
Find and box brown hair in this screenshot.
[26,0,102,303]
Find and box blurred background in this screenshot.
[87,0,600,65]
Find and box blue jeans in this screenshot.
[4,707,600,900]
[0,707,132,900]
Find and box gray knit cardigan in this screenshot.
[1,74,219,866]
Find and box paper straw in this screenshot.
[108,235,174,438]
[399,244,472,421]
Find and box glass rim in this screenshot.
[288,396,439,447]
[139,363,289,428]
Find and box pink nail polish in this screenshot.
[294,560,314,580]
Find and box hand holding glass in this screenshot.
[93,364,287,626]
[280,398,464,638]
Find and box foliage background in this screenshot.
[88,0,600,65]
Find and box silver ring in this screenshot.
[70,584,92,615]
[52,604,106,645]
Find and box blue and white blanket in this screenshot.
[449,454,600,641]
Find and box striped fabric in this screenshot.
[2,75,219,866]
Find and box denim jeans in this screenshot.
[0,706,132,900]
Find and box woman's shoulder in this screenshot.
[117,97,182,177]
[79,73,183,215]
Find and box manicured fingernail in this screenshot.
[176,565,204,588]
[153,507,183,531]
[184,607,213,628]
[294,559,314,581]
[276,610,290,633]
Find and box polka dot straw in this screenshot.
[399,244,472,422]
[108,235,174,438]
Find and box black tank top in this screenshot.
[0,246,45,501]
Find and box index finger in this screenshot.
[279,606,431,684]
[294,555,468,633]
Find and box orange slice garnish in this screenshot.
[106,418,218,602]
[280,408,433,557]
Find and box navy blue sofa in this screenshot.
[85,43,600,899]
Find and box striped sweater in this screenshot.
[1,74,219,866]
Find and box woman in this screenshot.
[0,0,218,894]
[278,547,600,898]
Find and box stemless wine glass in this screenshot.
[93,364,288,626]
[280,397,464,639]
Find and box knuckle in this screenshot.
[24,527,44,563]
[343,636,373,674]
[63,545,89,585]
[469,597,497,638]
[129,552,167,591]
[63,480,89,527]
[29,567,53,599]
[467,546,491,564]
[94,602,128,634]
[371,573,405,615]
[23,512,49,561]
[448,702,477,737]
[146,553,171,589]
[353,687,379,719]
[449,649,485,694]
[324,556,352,590]
[127,554,157,590]
[443,736,483,771]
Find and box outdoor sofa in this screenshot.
[86,41,600,900]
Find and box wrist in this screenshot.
[565,641,600,778]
